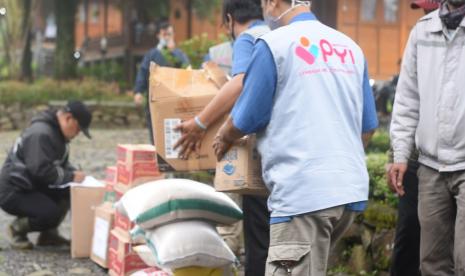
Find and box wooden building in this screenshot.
[34,0,426,81]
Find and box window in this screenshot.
[384,0,399,23]
[361,0,378,22]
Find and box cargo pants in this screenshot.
[265,206,356,276]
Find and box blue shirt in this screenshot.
[231,20,267,76]
[134,48,190,94]
[230,13,378,224]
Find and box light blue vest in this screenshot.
[259,20,369,217]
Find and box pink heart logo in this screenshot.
[296,46,316,65]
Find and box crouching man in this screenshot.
[0,101,92,249]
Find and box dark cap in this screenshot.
[411,0,440,10]
[64,101,92,139]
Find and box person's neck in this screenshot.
[234,19,258,37]
[280,6,311,26]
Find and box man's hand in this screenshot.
[173,118,206,159]
[134,93,144,106]
[73,171,86,183]
[213,133,234,162]
[388,163,408,196]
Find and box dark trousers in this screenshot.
[0,188,70,232]
[390,167,421,276]
[243,195,270,276]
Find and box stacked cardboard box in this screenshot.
[103,166,118,203]
[89,145,165,274]
[108,228,149,276]
[115,144,163,194]
[71,180,106,259]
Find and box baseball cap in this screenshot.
[65,101,92,139]
[411,0,440,10]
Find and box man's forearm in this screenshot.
[198,74,244,127]
[218,117,245,144]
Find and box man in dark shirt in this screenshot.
[133,21,190,144]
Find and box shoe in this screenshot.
[8,218,33,250]
[36,228,70,247]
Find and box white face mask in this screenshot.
[157,39,168,50]
[264,0,311,30]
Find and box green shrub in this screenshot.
[0,78,131,107]
[78,60,126,87]
[179,33,228,69]
[367,129,390,153]
[363,201,397,230]
[366,153,398,208]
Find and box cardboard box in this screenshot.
[105,166,117,185]
[149,62,228,172]
[108,228,149,276]
[90,202,115,268]
[114,209,135,232]
[71,184,106,258]
[114,173,165,195]
[116,161,160,187]
[215,136,268,196]
[117,144,157,164]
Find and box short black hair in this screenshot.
[156,19,172,35]
[222,0,263,25]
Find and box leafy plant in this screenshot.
[179,33,227,69]
[366,152,398,208]
[366,129,390,154]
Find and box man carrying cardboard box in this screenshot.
[0,101,92,249]
[174,1,271,275]
[214,0,378,274]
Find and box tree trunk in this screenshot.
[20,0,33,82]
[53,0,78,79]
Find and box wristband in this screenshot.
[194,116,207,130]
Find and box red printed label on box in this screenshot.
[117,162,160,186]
[105,166,117,185]
[115,210,135,232]
[117,145,157,164]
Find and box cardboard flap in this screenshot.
[149,62,223,102]
[203,61,229,89]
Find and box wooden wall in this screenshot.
[337,0,424,79]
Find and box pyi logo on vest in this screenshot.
[296,36,355,65]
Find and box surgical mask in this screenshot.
[157,39,168,50]
[264,0,311,30]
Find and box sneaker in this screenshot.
[8,218,33,250]
[36,229,70,247]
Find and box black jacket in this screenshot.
[0,110,75,203]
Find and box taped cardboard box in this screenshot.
[108,228,149,276]
[149,62,228,172]
[116,161,160,187]
[90,202,115,268]
[114,209,135,232]
[71,183,106,258]
[114,173,165,195]
[215,136,268,196]
[106,166,117,185]
[117,144,157,164]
